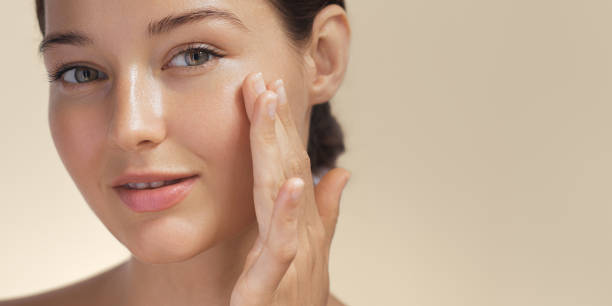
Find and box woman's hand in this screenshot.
[229,72,350,306]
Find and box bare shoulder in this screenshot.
[1,264,345,306]
[328,292,347,306]
[0,263,125,306]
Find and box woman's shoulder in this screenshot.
[0,263,346,306]
[0,283,92,306]
[3,291,346,306]
[0,264,124,306]
[0,287,78,306]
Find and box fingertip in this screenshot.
[253,72,266,95]
[272,79,283,90]
[276,81,288,105]
[244,71,261,83]
[343,170,351,188]
[323,168,351,186]
[243,72,263,94]
[266,91,278,120]
[243,72,265,121]
[253,90,279,123]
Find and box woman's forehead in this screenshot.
[43,0,272,36]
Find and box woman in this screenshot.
[1,0,351,305]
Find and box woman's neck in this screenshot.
[119,221,259,306]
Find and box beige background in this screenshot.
[1,1,612,305]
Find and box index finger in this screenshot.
[242,72,267,122]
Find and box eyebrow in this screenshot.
[148,7,249,36]
[39,31,92,54]
[39,7,248,54]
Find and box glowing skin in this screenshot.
[29,0,351,305]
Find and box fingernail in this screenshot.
[290,178,305,200]
[275,80,287,105]
[267,93,278,119]
[254,72,266,95]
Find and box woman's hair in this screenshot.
[35,0,346,177]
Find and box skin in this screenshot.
[0,0,351,305]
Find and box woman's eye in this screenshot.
[168,48,214,68]
[62,67,107,84]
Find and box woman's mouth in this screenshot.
[122,177,191,190]
[114,175,199,212]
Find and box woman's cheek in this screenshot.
[166,71,252,174]
[49,99,107,192]
[164,74,255,234]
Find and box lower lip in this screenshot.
[114,176,199,213]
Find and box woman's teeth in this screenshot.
[125,178,182,190]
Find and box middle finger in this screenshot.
[247,78,285,239]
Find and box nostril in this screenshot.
[136,139,159,149]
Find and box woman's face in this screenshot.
[42,0,311,263]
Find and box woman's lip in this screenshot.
[114,175,199,213]
[111,173,199,188]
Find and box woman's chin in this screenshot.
[124,217,218,264]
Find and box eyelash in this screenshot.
[47,63,90,83]
[47,44,225,83]
[162,44,225,70]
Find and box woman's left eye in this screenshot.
[167,47,218,68]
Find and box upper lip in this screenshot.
[111,171,199,188]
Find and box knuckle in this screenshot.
[302,230,319,272]
[256,177,288,203]
[286,151,310,175]
[257,130,277,145]
[253,173,279,192]
[307,221,326,246]
[270,239,297,264]
[234,280,263,305]
[287,156,302,175]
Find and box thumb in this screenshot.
[314,167,351,242]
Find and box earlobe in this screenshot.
[304,4,351,106]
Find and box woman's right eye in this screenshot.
[60,67,108,84]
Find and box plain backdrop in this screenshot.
[2,1,612,305]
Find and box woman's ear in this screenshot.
[303,4,351,106]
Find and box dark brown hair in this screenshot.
[35,0,346,177]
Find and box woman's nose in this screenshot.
[108,66,166,152]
